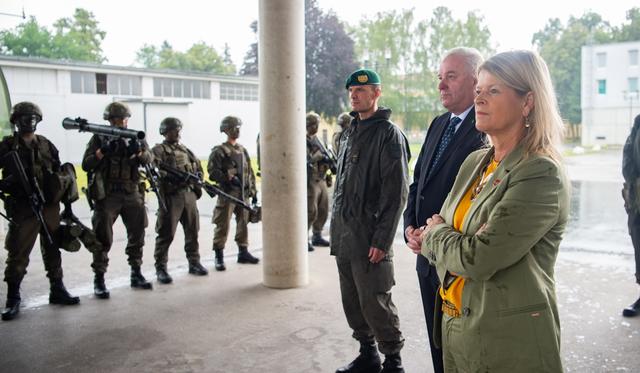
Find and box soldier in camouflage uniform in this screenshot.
[306,112,332,252]
[82,102,153,299]
[152,117,208,284]
[208,116,259,271]
[332,112,352,156]
[623,114,640,317]
[0,102,79,321]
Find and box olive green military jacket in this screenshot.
[330,108,409,258]
[422,144,569,372]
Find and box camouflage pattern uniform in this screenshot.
[1,102,79,321]
[208,142,256,250]
[82,102,153,296]
[152,139,204,273]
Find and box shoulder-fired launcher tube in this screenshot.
[62,117,145,140]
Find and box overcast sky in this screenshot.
[0,0,638,69]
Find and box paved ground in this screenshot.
[0,148,639,372]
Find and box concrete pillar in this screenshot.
[259,0,308,288]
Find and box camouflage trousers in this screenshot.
[336,256,404,355]
[4,199,63,283]
[154,189,200,269]
[307,177,329,234]
[212,190,249,249]
[91,191,148,274]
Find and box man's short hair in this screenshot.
[442,47,484,77]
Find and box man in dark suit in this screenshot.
[403,47,485,373]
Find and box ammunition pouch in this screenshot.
[87,172,106,202]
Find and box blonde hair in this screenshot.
[478,50,564,161]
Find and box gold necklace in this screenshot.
[470,158,499,201]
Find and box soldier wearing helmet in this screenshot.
[82,101,154,299]
[333,112,352,155]
[0,102,80,321]
[306,111,334,252]
[151,117,208,284]
[208,115,259,271]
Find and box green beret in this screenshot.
[345,69,381,89]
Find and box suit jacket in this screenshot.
[422,145,569,372]
[403,108,485,275]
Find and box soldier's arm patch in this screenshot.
[387,143,402,159]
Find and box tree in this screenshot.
[305,0,358,116]
[0,8,106,63]
[352,7,494,130]
[0,17,53,58]
[533,13,614,124]
[614,7,640,41]
[136,41,236,74]
[240,21,258,76]
[51,8,106,63]
[240,1,358,116]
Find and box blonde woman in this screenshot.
[421,50,569,372]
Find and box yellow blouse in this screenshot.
[439,157,499,317]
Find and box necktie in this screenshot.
[429,116,461,175]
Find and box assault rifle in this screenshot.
[307,136,337,174]
[62,117,145,140]
[143,164,167,212]
[158,163,254,212]
[6,151,53,245]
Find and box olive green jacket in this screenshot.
[422,145,569,372]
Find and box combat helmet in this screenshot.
[103,102,131,120]
[220,116,242,133]
[337,112,352,128]
[159,117,183,135]
[306,112,320,127]
[10,102,43,133]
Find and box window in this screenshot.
[96,73,107,94]
[70,71,140,95]
[596,52,607,68]
[70,71,97,94]
[597,79,607,94]
[631,50,639,66]
[630,77,639,93]
[220,82,258,101]
[152,78,210,99]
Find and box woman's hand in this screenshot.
[419,214,445,242]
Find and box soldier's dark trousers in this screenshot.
[91,192,148,274]
[307,178,329,235]
[155,190,200,269]
[628,211,640,284]
[4,201,63,283]
[336,256,404,355]
[212,191,249,249]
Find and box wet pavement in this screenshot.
[0,148,639,372]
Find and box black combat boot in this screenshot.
[311,232,330,247]
[188,261,208,276]
[94,273,110,299]
[130,266,153,290]
[623,296,640,317]
[308,241,315,252]
[214,248,226,271]
[237,246,259,264]
[381,353,404,373]
[336,342,382,373]
[1,282,21,321]
[156,268,173,284]
[49,278,80,305]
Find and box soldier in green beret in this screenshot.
[332,69,410,373]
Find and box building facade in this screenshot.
[582,41,640,146]
[0,55,260,163]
